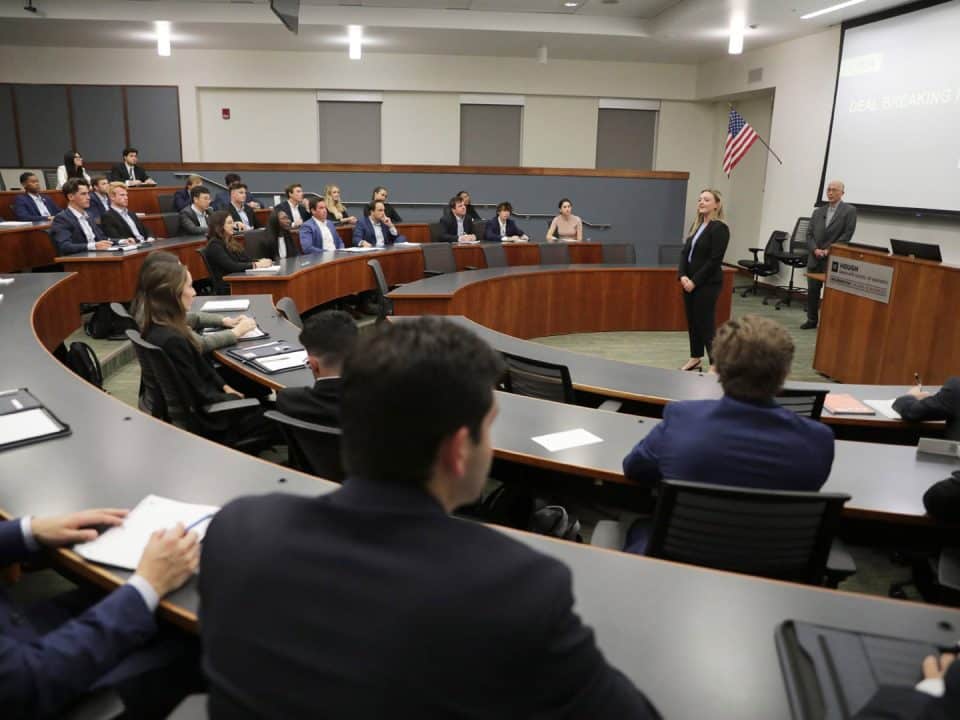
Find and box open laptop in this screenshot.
[890,238,942,262]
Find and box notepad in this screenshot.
[257,350,308,372]
[244,265,281,274]
[200,299,250,312]
[824,393,875,415]
[343,246,377,253]
[393,242,421,246]
[108,244,139,252]
[0,221,33,228]
[237,326,268,340]
[0,407,64,447]
[74,495,220,571]
[531,428,603,452]
[863,399,902,420]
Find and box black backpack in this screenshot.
[84,303,136,340]
[479,485,582,542]
[65,341,104,388]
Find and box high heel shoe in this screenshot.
[680,359,702,372]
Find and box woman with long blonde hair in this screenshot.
[323,184,357,226]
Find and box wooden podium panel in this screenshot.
[814,244,960,384]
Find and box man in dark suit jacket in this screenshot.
[49,179,114,255]
[894,377,960,440]
[802,179,857,329]
[108,147,155,186]
[200,317,659,719]
[12,172,59,221]
[225,182,261,230]
[0,506,200,718]
[179,185,214,236]
[276,310,357,427]
[100,184,155,243]
[352,200,407,247]
[274,183,310,227]
[622,315,834,552]
[86,176,112,225]
[437,195,477,243]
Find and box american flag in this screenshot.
[722,109,759,176]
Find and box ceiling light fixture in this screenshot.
[728,14,745,55]
[156,21,171,57]
[564,2,579,7]
[348,25,362,60]
[801,0,868,20]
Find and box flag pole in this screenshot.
[729,103,783,165]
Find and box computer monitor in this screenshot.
[844,241,889,254]
[890,239,942,262]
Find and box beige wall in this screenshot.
[381,93,460,165]
[521,96,598,169]
[655,100,716,224]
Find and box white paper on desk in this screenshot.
[531,428,603,453]
[0,407,62,445]
[259,350,308,372]
[245,265,281,274]
[108,244,139,253]
[0,221,32,227]
[343,246,377,253]
[200,299,250,312]
[0,277,14,286]
[238,326,267,340]
[863,399,902,420]
[74,495,220,571]
[394,242,421,246]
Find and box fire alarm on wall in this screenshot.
[222,108,231,120]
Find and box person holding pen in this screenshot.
[893,374,960,440]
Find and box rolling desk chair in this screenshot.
[157,194,176,214]
[772,217,810,310]
[160,212,181,238]
[601,243,636,264]
[265,409,344,482]
[472,219,487,241]
[275,297,303,330]
[539,243,570,265]
[367,259,393,322]
[775,388,828,420]
[736,230,786,300]
[481,244,508,268]
[500,352,621,411]
[428,222,444,244]
[421,242,457,276]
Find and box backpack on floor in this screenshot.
[66,341,104,389]
[84,303,136,340]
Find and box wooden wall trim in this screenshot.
[83,161,689,180]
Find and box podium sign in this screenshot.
[826,258,894,303]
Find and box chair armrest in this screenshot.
[597,399,623,413]
[747,247,763,253]
[264,409,342,435]
[423,270,444,277]
[825,537,857,587]
[203,398,261,414]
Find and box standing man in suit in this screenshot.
[179,185,213,236]
[0,506,201,718]
[200,317,660,719]
[298,197,342,253]
[353,200,407,247]
[226,182,260,231]
[87,176,112,224]
[108,147,156,186]
[274,183,310,227]
[438,196,477,243]
[276,310,358,427]
[101,184,155,244]
[49,179,114,255]
[802,180,857,329]
[12,172,59,221]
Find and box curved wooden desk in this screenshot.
[5,273,960,718]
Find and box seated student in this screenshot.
[200,317,660,719]
[276,310,357,427]
[371,185,402,223]
[101,183,156,244]
[213,174,261,212]
[173,175,203,212]
[0,506,201,718]
[108,147,155,186]
[484,201,528,242]
[204,211,273,293]
[225,182,261,231]
[353,200,407,247]
[299,197,343,253]
[323,184,356,226]
[546,198,583,242]
[13,172,59,221]
[87,175,113,223]
[55,150,91,189]
[893,377,960,440]
[442,190,482,222]
[252,210,300,262]
[274,183,310,227]
[437,196,478,243]
[179,185,213,236]
[49,179,114,255]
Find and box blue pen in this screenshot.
[185,513,217,532]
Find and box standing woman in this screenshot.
[323,184,357,226]
[56,151,91,189]
[678,189,729,372]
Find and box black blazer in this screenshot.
[143,324,229,407]
[108,163,150,183]
[205,239,253,293]
[100,208,152,241]
[437,213,475,243]
[893,377,960,440]
[248,227,299,263]
[678,220,730,288]
[273,200,310,224]
[276,377,341,427]
[383,202,402,224]
[199,477,659,719]
[227,203,261,229]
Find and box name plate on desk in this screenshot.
[826,258,894,303]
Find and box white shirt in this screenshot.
[68,206,99,250]
[233,203,251,228]
[456,216,465,237]
[499,219,508,237]
[371,220,398,248]
[277,233,287,259]
[117,208,144,241]
[29,193,51,218]
[126,164,137,180]
[287,201,303,227]
[315,218,337,251]
[191,205,208,230]
[93,193,110,212]
[56,165,91,189]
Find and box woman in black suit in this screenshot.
[204,211,272,293]
[678,189,729,372]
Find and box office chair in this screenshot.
[772,217,810,310]
[157,194,176,214]
[428,222,444,244]
[592,479,855,587]
[601,243,637,264]
[736,230,786,299]
[658,244,684,266]
[539,243,570,265]
[775,388,827,420]
[501,353,576,404]
[42,169,58,190]
[472,219,487,241]
[265,410,344,482]
[482,244,508,268]
[196,247,229,295]
[111,303,164,417]
[367,259,394,322]
[156,212,179,238]
[421,242,457,276]
[275,296,303,330]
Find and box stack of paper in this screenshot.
[258,350,308,372]
[245,265,281,274]
[201,299,250,312]
[531,428,604,452]
[863,399,902,420]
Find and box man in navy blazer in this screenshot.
[298,197,342,253]
[0,506,200,718]
[86,176,113,225]
[352,199,407,247]
[12,172,59,221]
[622,315,834,552]
[484,201,528,242]
[49,179,115,256]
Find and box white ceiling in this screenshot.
[0,0,919,63]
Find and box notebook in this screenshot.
[824,393,875,415]
[0,389,71,452]
[244,265,281,274]
[200,299,250,312]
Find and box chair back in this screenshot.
[473,219,486,241]
[646,479,851,584]
[125,329,173,420]
[790,217,811,254]
[539,243,570,265]
[196,247,222,293]
[421,242,457,275]
[160,212,181,238]
[761,231,787,272]
[428,222,444,244]
[265,410,344,482]
[42,169,58,190]
[501,352,575,404]
[157,194,176,214]
[276,296,303,330]
[658,244,684,266]
[775,388,827,420]
[601,243,636,264]
[367,259,393,321]
[239,228,269,257]
[482,244,508,268]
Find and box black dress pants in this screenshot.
[683,282,722,361]
[807,275,824,324]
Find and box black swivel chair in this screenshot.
[110,302,163,417]
[428,222,444,244]
[472,219,486,242]
[775,388,828,420]
[539,243,570,265]
[421,242,457,276]
[367,259,393,322]
[501,353,576,404]
[157,194,176,214]
[275,297,303,330]
[265,410,344,482]
[160,212,181,238]
[601,244,636,264]
[737,230,786,300]
[772,217,810,310]
[482,244,508,268]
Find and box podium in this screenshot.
[813,244,960,384]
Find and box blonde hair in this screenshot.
[323,184,347,219]
[107,181,126,197]
[688,188,725,234]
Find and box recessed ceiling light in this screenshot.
[801,0,869,20]
[156,21,171,57]
[348,25,362,60]
[564,2,579,7]
[728,14,745,55]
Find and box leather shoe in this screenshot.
[800,321,818,330]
